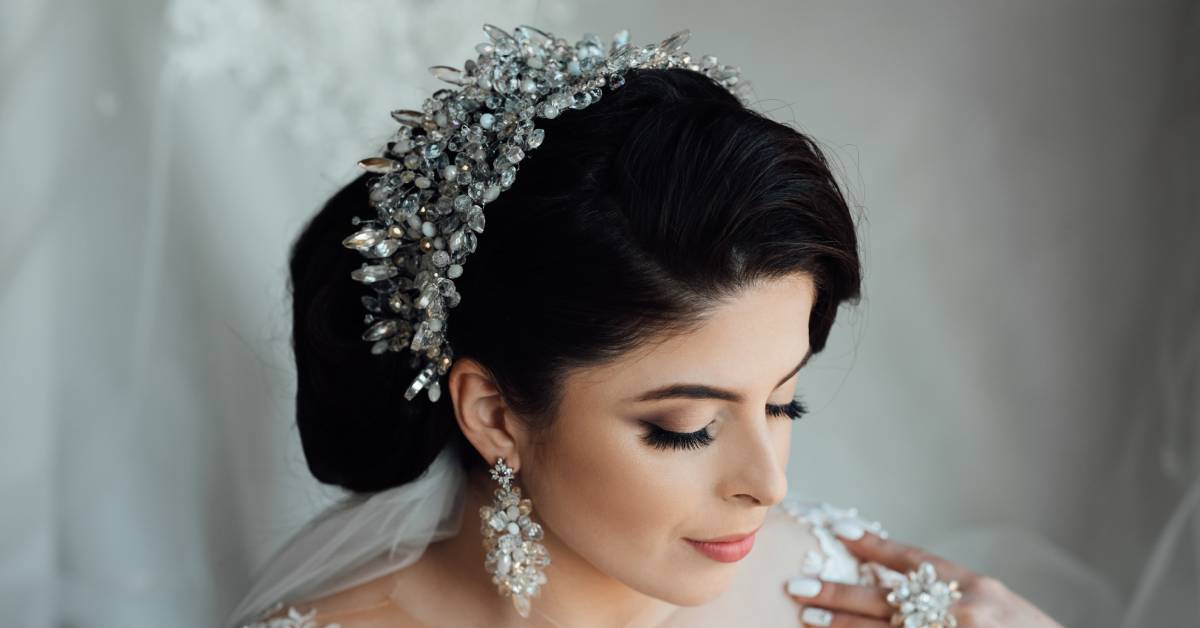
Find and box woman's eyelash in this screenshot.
[641,393,809,451]
[640,423,715,451]
[767,394,809,420]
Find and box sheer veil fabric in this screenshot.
[225,445,468,627]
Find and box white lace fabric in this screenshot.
[776,500,907,589]
[243,605,338,628]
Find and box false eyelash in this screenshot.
[767,394,809,420]
[641,393,810,452]
[641,423,715,451]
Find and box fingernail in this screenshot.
[832,519,865,540]
[786,576,822,597]
[800,607,833,626]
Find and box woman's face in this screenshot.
[519,272,816,606]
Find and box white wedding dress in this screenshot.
[227,444,909,628]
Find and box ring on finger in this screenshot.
[884,561,963,628]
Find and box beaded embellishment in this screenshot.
[479,457,550,618]
[342,24,751,403]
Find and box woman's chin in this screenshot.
[655,563,741,607]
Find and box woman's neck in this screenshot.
[421,465,683,628]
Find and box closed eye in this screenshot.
[640,393,809,451]
[640,422,716,451]
[766,393,808,420]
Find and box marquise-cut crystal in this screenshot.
[367,239,401,258]
[659,29,690,52]
[361,319,399,341]
[390,109,424,126]
[514,24,551,46]
[347,23,747,396]
[350,264,397,283]
[342,228,383,251]
[513,595,530,618]
[482,23,515,45]
[357,157,400,173]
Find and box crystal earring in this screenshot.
[479,457,550,618]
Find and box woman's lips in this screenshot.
[685,529,758,563]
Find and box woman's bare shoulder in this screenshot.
[665,499,887,627]
[245,571,426,628]
[768,499,892,582]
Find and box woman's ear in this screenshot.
[446,357,525,470]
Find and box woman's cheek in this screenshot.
[526,413,633,537]
[533,415,688,565]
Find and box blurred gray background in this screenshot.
[2,0,1196,626]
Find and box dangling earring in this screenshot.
[480,457,550,618]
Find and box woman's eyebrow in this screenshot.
[626,347,812,404]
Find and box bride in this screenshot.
[227,24,1062,628]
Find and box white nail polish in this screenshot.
[832,519,865,540]
[786,577,822,597]
[800,607,833,626]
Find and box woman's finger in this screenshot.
[835,525,974,585]
[832,527,975,584]
[796,606,891,627]
[785,576,892,618]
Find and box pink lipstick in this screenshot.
[685,527,759,563]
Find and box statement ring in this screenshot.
[885,561,963,627]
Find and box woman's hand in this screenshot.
[783,528,1063,627]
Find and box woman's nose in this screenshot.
[724,415,789,507]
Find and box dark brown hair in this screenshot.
[288,68,862,492]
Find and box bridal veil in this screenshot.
[224,444,467,627]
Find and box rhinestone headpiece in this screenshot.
[343,24,749,403]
